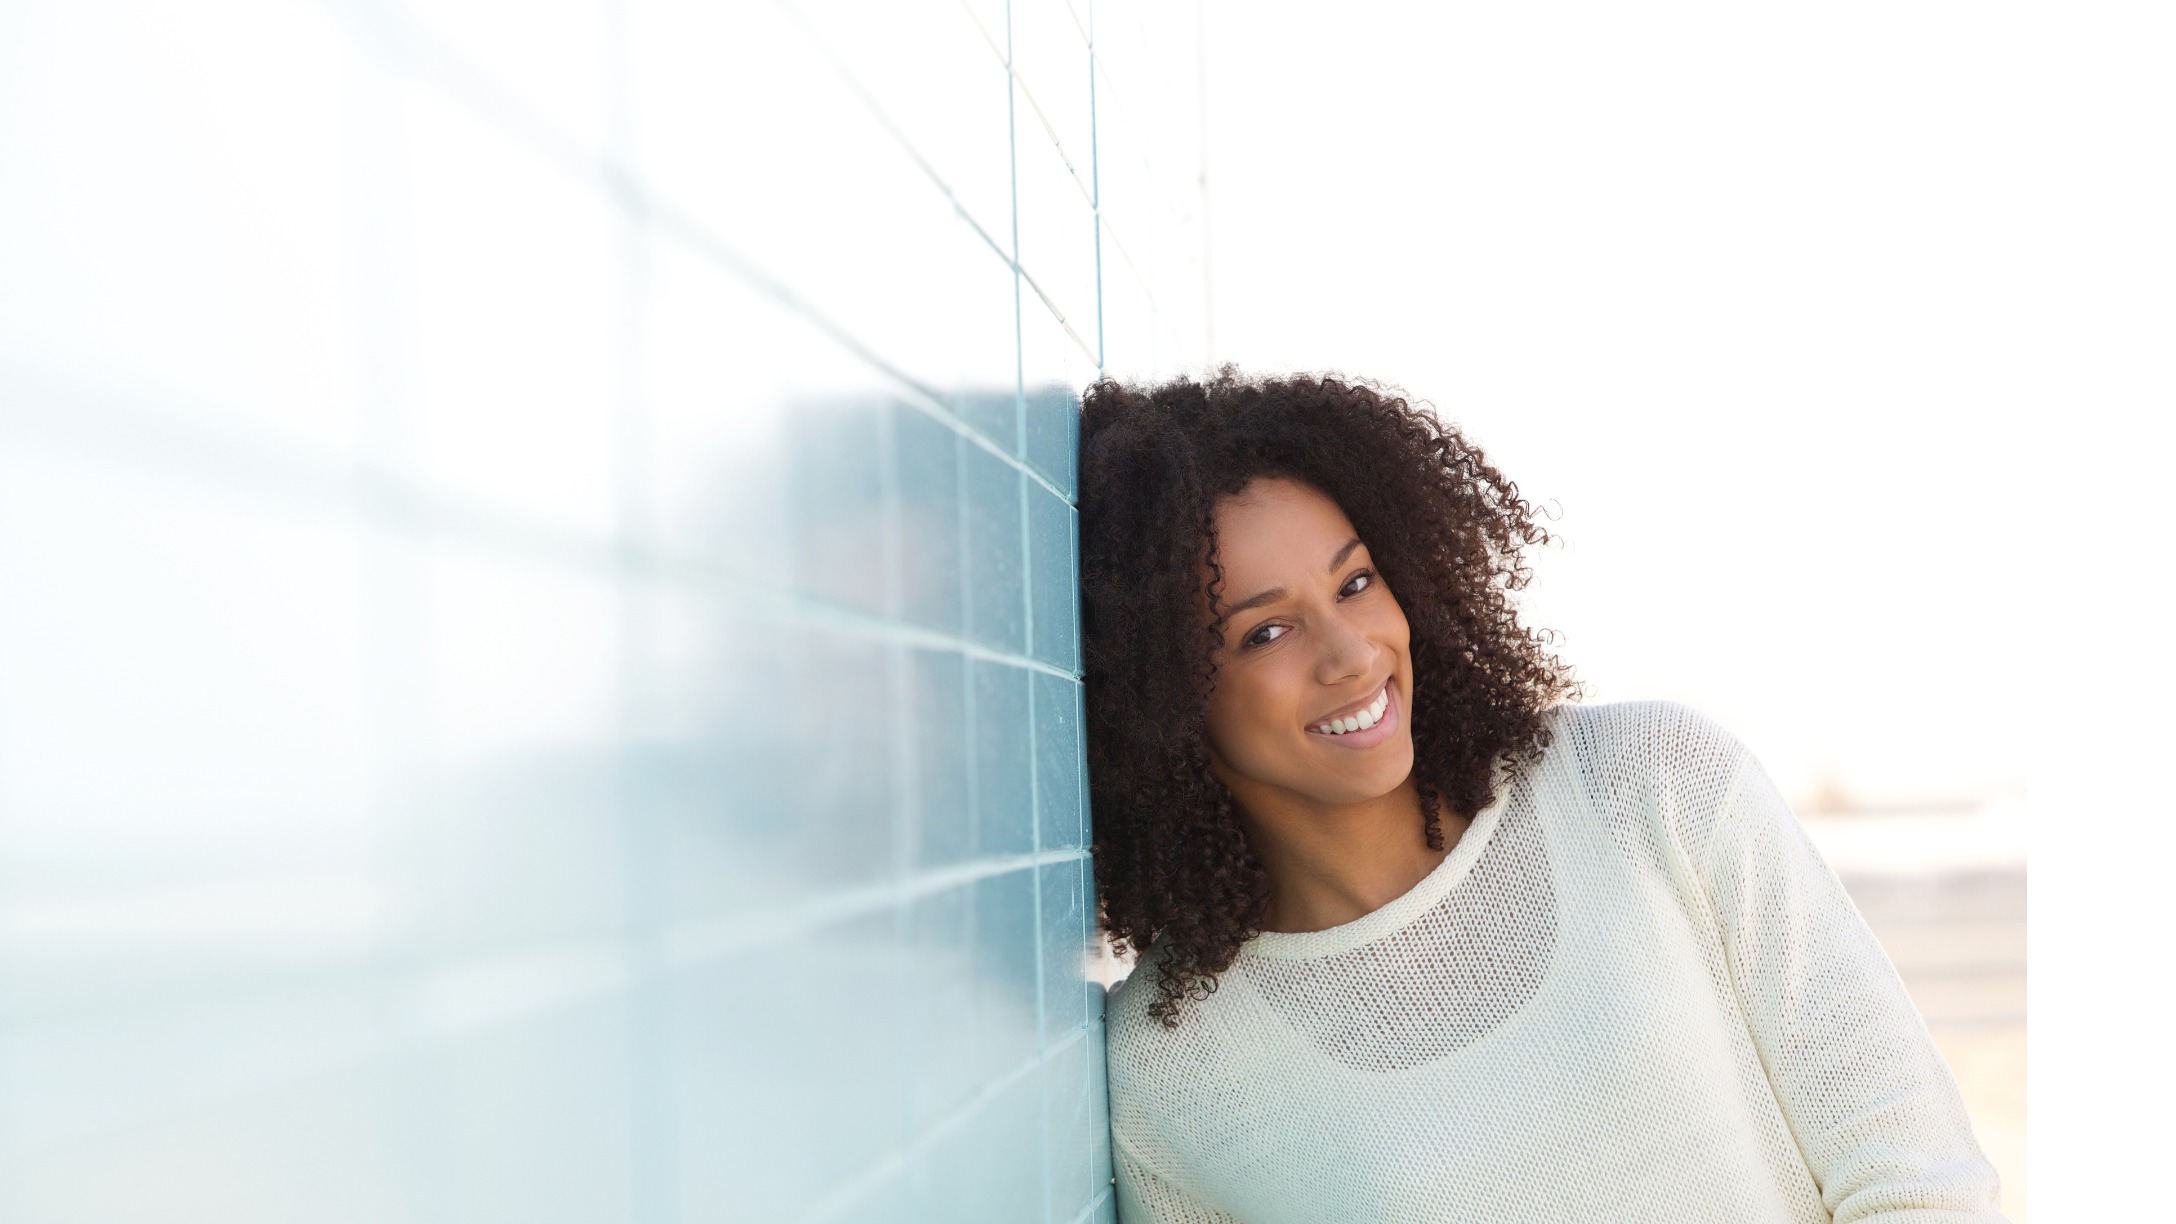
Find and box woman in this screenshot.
[1077,370,2004,1223]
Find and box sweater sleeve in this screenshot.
[1114,1134,1246,1224]
[1696,734,2006,1223]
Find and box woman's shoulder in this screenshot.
[1103,939,1252,1075]
[1538,698,1755,778]
[1533,699,1770,866]
[1102,944,1219,1119]
[1103,941,1185,1052]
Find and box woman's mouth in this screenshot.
[1305,680,1399,748]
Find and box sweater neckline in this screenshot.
[1239,772,1515,963]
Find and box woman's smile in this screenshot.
[1307,677,1399,747]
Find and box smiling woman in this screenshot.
[1076,369,2006,1223]
[1079,370,1576,1024]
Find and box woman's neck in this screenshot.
[1234,777,1471,934]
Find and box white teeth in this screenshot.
[1314,683,1392,736]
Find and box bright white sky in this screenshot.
[1180,0,2141,807]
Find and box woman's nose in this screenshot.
[1314,611,1375,685]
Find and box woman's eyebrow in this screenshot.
[1224,586,1286,616]
[1223,539,1365,616]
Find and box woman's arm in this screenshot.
[1696,732,2006,1222]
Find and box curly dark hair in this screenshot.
[1078,367,1579,1026]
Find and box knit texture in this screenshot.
[1106,701,2005,1223]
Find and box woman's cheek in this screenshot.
[1208,684,1267,766]
[1238,677,1291,769]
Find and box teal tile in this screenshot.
[1025,383,1080,500]
[645,622,896,923]
[962,444,1027,653]
[974,660,1034,856]
[785,394,889,614]
[953,387,1021,456]
[1034,673,1087,851]
[669,918,914,1222]
[783,630,899,888]
[1043,1032,1099,1224]
[648,615,906,927]
[914,649,973,868]
[393,995,641,1224]
[907,885,981,1129]
[1028,480,1080,671]
[914,1065,1045,1223]
[1020,290,1099,456]
[1039,857,1097,1047]
[972,869,1041,1075]
[893,405,964,635]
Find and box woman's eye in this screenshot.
[1341,570,1375,597]
[1245,624,1288,648]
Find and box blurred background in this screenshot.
[8,0,2162,1220]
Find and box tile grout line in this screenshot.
[1003,6,1061,1221]
[663,848,1092,970]
[0,369,1085,682]
[0,852,1095,1052]
[779,0,1100,373]
[643,200,1079,504]
[770,0,1018,280]
[956,0,1094,215]
[324,0,1080,501]
[948,0,1103,370]
[795,1023,1095,1224]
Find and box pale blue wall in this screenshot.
[0,1,1206,1220]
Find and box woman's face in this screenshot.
[1202,476,1417,812]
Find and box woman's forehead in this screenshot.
[1212,478,1361,575]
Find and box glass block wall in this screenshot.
[0,2,1207,1222]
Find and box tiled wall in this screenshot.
[0,2,1207,1221]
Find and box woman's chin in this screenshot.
[1292,737,1415,808]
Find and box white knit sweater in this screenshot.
[1106,701,2005,1223]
